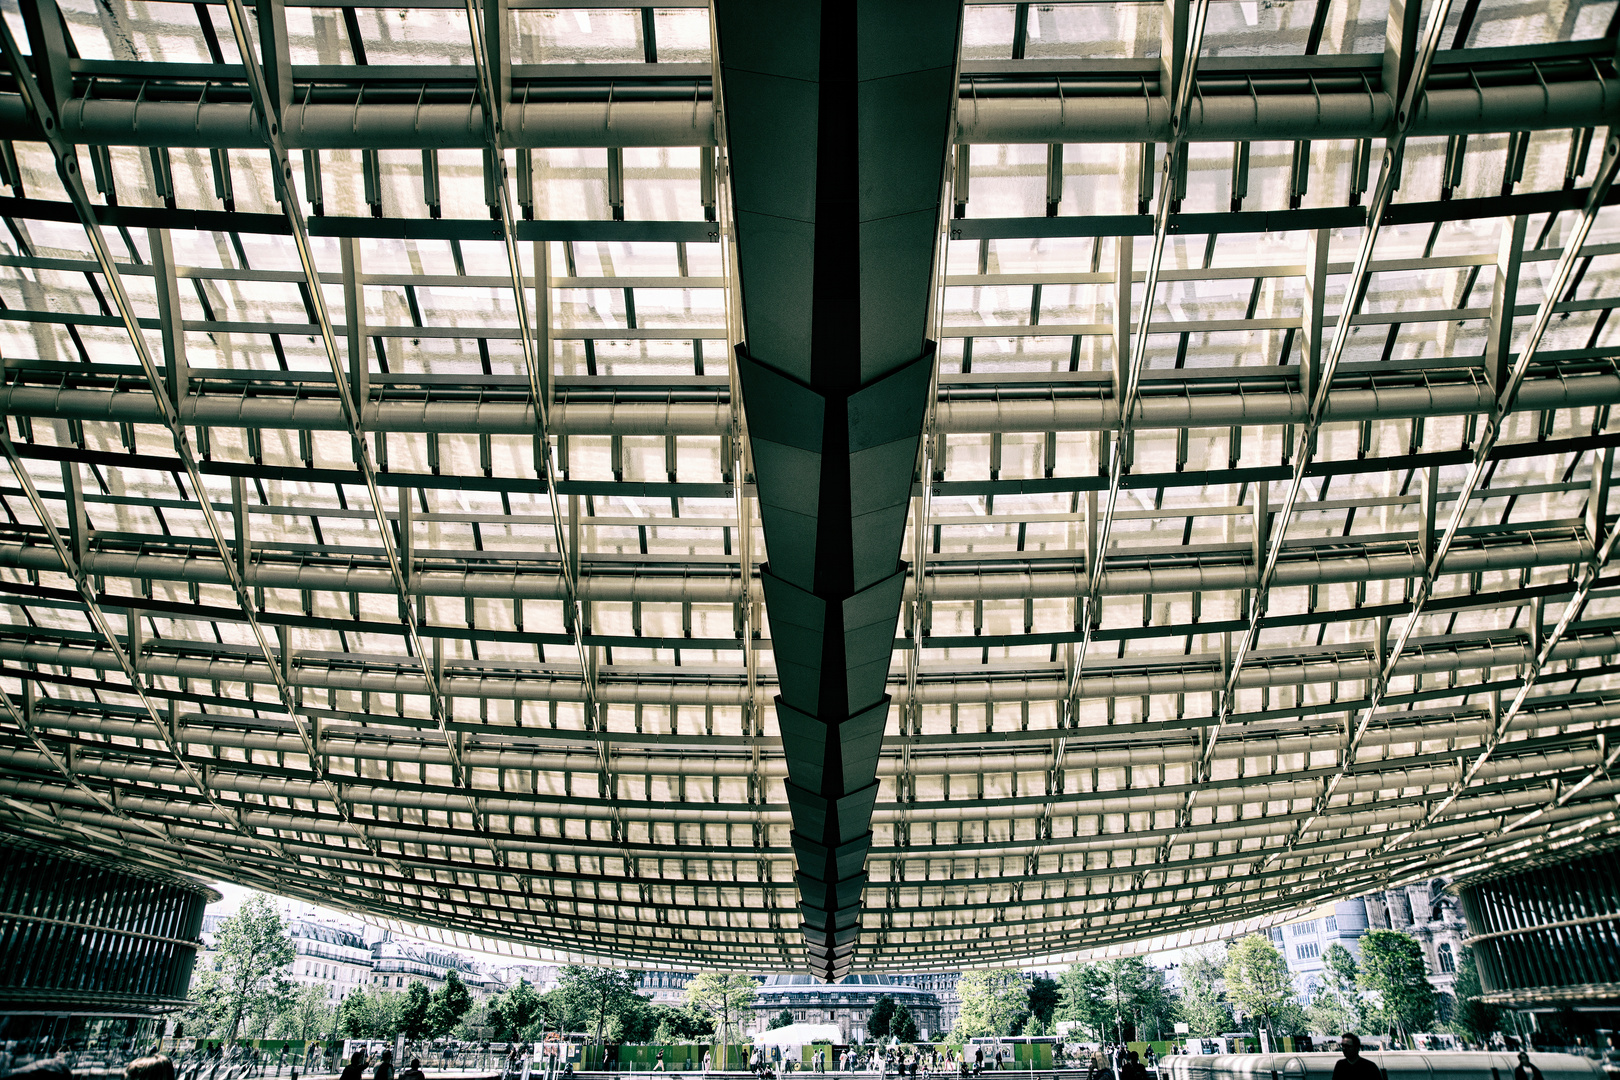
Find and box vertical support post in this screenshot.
[148,228,189,405]
[1160,0,1189,110]
[253,0,293,120]
[17,0,72,116]
[1083,489,1099,602]
[1383,0,1423,110]
[398,486,414,593]
[484,0,510,121]
[231,475,251,579]
[1418,463,1439,561]
[61,460,87,565]
[1588,445,1614,545]
[1113,236,1133,409]
[1251,480,1270,578]
[1486,214,1527,395]
[534,240,553,411]
[607,148,625,221]
[277,623,292,684]
[341,236,369,411]
[1045,144,1063,217]
[1301,227,1329,404]
[127,608,144,672]
[953,144,971,218]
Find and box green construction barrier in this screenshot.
[594,1044,749,1071]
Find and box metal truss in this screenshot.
[1,0,1620,972]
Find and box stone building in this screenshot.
[751,974,943,1043]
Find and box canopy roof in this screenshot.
[0,0,1616,975]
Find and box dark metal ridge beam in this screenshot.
[715,0,962,978]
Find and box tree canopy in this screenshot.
[891,1004,920,1043]
[767,1011,796,1031]
[400,982,433,1041]
[1306,944,1364,1037]
[1179,948,1233,1038]
[1027,977,1061,1028]
[952,970,1030,1039]
[429,970,474,1037]
[1449,945,1500,1046]
[208,894,297,1043]
[337,987,403,1039]
[1223,935,1295,1041]
[559,966,645,1045]
[869,996,897,1041]
[684,973,757,1045]
[1358,931,1437,1047]
[1060,959,1177,1043]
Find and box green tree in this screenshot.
[1307,944,1364,1037]
[869,996,897,1040]
[338,987,403,1039]
[1358,931,1436,1047]
[559,967,645,1046]
[1449,946,1500,1046]
[1094,959,1176,1042]
[209,894,297,1043]
[952,970,1030,1039]
[180,967,229,1041]
[652,1005,712,1043]
[892,1005,920,1043]
[276,983,336,1042]
[768,1011,795,1031]
[614,995,660,1043]
[1224,935,1295,1043]
[428,970,474,1038]
[1180,949,1233,1038]
[684,972,757,1046]
[490,979,543,1041]
[1057,964,1113,1042]
[400,982,433,1041]
[1027,977,1061,1028]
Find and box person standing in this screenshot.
[703,1051,712,1074]
[375,1050,395,1080]
[341,1052,367,1080]
[399,1060,426,1080]
[1513,1054,1545,1080]
[1332,1036,1379,1080]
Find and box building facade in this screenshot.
[370,939,502,1001]
[751,974,942,1043]
[1272,885,1468,1012]
[287,920,373,1002]
[890,973,960,1032]
[639,971,696,1007]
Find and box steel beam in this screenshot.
[714,0,961,979]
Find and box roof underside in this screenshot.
[1,0,1620,973]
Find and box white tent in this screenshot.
[752,1024,844,1050]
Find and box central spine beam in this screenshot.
[713,0,962,979]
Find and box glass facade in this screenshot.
[0,837,210,1011]
[1458,849,1620,1005]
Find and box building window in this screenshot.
[1296,942,1320,960]
[1325,917,1337,932]
[1438,944,1455,973]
